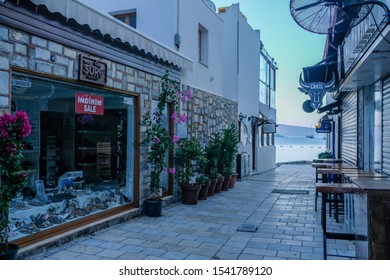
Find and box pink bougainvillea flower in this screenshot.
[171,111,177,121]
[173,135,179,143]
[180,113,187,123]
[185,90,193,100]
[169,168,176,175]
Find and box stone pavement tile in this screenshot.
[119,244,144,253]
[246,241,270,250]
[160,243,186,251]
[144,256,170,260]
[178,239,202,247]
[238,254,265,260]
[117,252,147,260]
[250,237,281,244]
[161,251,189,260]
[66,243,105,254]
[185,254,210,260]
[121,237,146,246]
[280,239,302,246]
[93,231,128,243]
[181,246,218,257]
[99,241,126,250]
[213,251,240,260]
[242,248,277,257]
[196,236,228,244]
[141,247,167,257]
[290,245,314,253]
[218,245,244,254]
[96,248,125,259]
[48,250,82,260]
[80,237,107,247]
[276,250,301,259]
[198,242,223,251]
[75,253,103,260]
[267,243,291,251]
[300,252,323,260]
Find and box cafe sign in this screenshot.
[79,54,107,85]
[75,92,104,115]
[315,120,332,133]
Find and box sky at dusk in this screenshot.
[213,0,327,128]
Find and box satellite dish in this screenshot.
[290,0,373,34]
[303,100,315,113]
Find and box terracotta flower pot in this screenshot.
[229,173,238,188]
[215,177,224,193]
[181,183,201,205]
[208,178,217,196]
[198,180,210,200]
[222,174,231,191]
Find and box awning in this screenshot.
[28,0,193,70]
[317,100,341,114]
[302,62,338,86]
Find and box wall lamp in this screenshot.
[238,112,247,122]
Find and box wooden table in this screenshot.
[348,177,390,259]
[316,183,360,260]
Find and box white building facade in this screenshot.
[86,0,278,176]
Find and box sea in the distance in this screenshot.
[275,136,327,163]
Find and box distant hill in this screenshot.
[276,124,320,138]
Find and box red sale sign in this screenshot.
[75,92,104,115]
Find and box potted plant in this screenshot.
[141,70,187,217]
[196,174,210,200]
[207,168,219,196]
[220,124,239,189]
[318,150,333,159]
[175,138,204,205]
[0,111,31,259]
[205,135,220,196]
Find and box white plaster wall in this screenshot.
[83,0,224,96]
[256,146,276,174]
[237,13,261,119]
[82,0,176,49]
[219,4,239,102]
[218,3,261,108]
[178,0,224,96]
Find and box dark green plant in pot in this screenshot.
[0,111,31,257]
[318,150,333,159]
[207,130,224,178]
[196,174,209,186]
[175,138,204,184]
[220,123,240,175]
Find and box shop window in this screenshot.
[9,72,135,242]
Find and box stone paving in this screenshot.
[27,163,355,260]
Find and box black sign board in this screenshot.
[79,54,107,85]
[263,123,276,133]
[316,120,332,133]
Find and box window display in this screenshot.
[8,73,135,241]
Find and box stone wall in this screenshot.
[0,23,164,202]
[182,84,238,145]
